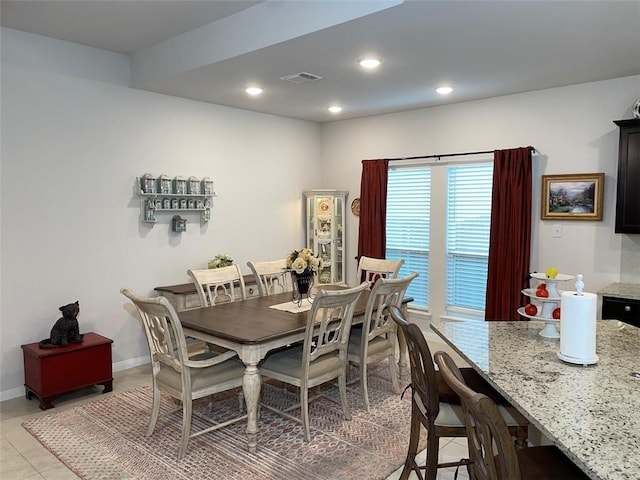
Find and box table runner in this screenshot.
[269,300,313,314]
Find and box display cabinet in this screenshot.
[304,190,347,285]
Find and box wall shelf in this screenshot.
[136,176,216,224]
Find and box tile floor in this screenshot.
[1,338,470,480]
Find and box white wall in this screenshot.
[2,27,638,400]
[0,29,322,399]
[321,75,640,320]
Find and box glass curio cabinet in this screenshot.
[304,190,347,285]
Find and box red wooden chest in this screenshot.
[21,332,113,410]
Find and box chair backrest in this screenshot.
[388,305,440,420]
[434,350,522,480]
[121,288,188,383]
[187,264,246,307]
[303,282,369,368]
[247,259,292,296]
[361,272,419,349]
[356,256,405,285]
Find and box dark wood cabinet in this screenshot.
[602,296,640,328]
[614,119,640,234]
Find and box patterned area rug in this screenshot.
[23,366,422,480]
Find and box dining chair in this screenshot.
[434,350,589,480]
[120,288,247,460]
[247,259,292,296]
[347,272,418,411]
[356,256,404,285]
[187,265,248,357]
[259,282,369,442]
[187,264,247,306]
[388,305,529,480]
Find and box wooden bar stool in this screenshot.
[434,350,589,480]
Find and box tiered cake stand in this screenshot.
[517,272,575,339]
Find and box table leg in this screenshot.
[242,361,261,453]
[397,328,408,376]
[397,304,409,376]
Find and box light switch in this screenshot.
[553,224,562,238]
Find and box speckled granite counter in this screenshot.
[430,318,640,480]
[597,282,640,300]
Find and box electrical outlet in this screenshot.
[553,224,562,238]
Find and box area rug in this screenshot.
[23,366,423,480]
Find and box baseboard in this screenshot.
[113,355,149,372]
[0,355,151,402]
[0,386,26,403]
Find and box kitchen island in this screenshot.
[430,318,640,480]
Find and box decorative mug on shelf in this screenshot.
[141,173,156,194]
[188,176,200,195]
[202,177,214,195]
[158,174,171,194]
[173,176,187,195]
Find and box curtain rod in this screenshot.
[387,146,536,162]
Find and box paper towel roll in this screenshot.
[559,291,597,363]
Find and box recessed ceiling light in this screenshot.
[245,86,263,96]
[328,105,343,114]
[436,86,454,95]
[358,57,383,69]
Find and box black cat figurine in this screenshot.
[39,301,84,348]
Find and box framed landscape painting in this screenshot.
[541,173,604,221]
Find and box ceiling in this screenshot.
[2,0,639,123]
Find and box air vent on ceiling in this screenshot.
[279,72,323,84]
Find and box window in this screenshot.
[386,167,430,308]
[446,163,493,315]
[385,161,493,317]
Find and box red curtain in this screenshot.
[485,147,534,321]
[357,159,389,262]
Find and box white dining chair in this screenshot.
[356,256,404,285]
[347,272,418,411]
[247,259,292,296]
[121,288,247,459]
[259,282,369,441]
[187,264,247,306]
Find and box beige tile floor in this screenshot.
[0,338,470,480]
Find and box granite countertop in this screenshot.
[430,318,640,480]
[597,282,640,301]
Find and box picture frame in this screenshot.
[541,173,604,221]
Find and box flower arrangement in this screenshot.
[286,248,322,275]
[208,254,234,269]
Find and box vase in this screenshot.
[293,271,314,295]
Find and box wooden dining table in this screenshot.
[178,288,411,453]
[430,318,640,480]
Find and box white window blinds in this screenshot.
[386,167,430,308]
[446,163,493,313]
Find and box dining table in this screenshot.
[430,317,640,480]
[178,288,411,453]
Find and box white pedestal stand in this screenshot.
[518,273,574,339]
